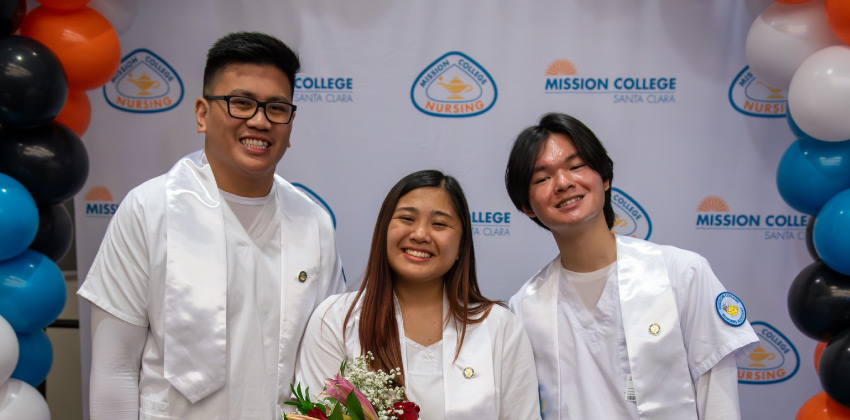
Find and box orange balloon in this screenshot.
[815,341,827,372]
[797,392,850,420]
[37,0,91,10]
[54,89,90,136]
[827,0,850,45]
[19,6,120,91]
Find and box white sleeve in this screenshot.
[294,296,350,398]
[494,308,542,420]
[89,304,148,420]
[695,353,741,420]
[78,187,152,327]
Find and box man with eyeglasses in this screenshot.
[79,32,345,419]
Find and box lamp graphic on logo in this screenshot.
[437,76,473,99]
[747,345,776,368]
[756,81,784,100]
[127,73,160,96]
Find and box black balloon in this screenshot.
[30,202,73,262]
[805,215,820,261]
[788,261,850,341]
[0,122,89,204]
[819,329,850,407]
[0,0,25,35]
[0,35,68,127]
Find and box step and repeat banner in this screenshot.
[75,1,819,418]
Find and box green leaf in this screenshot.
[346,392,365,420]
[339,356,349,377]
[328,403,345,420]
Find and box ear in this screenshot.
[604,180,611,191]
[195,97,209,133]
[522,207,537,219]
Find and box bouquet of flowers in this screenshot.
[284,352,420,420]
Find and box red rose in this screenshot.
[393,401,420,420]
[307,407,329,420]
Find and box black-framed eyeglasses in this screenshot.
[204,95,297,124]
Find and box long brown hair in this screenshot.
[343,170,501,385]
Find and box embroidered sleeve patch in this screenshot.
[716,292,747,326]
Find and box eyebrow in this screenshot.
[532,153,580,173]
[395,206,456,220]
[228,89,290,102]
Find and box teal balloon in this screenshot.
[777,138,850,215]
[814,189,850,276]
[0,173,38,260]
[0,250,65,332]
[11,329,52,387]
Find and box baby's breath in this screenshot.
[345,352,408,420]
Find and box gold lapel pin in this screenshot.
[298,271,308,283]
[648,323,661,336]
[463,367,475,379]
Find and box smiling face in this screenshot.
[386,186,462,287]
[525,133,610,234]
[195,63,295,197]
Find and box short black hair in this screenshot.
[505,112,615,230]
[203,32,300,95]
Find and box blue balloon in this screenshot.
[0,250,65,332]
[787,111,806,138]
[0,173,38,260]
[814,189,850,276]
[11,329,52,387]
[777,138,850,215]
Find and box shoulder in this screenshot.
[312,292,360,323]
[619,236,708,279]
[509,256,560,313]
[274,176,335,230]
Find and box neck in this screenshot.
[552,219,617,272]
[209,163,274,198]
[394,278,443,308]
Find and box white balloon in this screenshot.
[89,0,140,35]
[788,45,850,142]
[0,379,50,420]
[745,0,841,88]
[0,317,18,385]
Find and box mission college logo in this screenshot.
[729,66,786,118]
[544,59,677,104]
[610,188,652,240]
[104,49,183,113]
[411,52,497,118]
[292,183,337,228]
[738,321,799,384]
[84,186,120,218]
[695,195,807,240]
[294,75,354,104]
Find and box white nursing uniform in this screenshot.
[295,292,542,420]
[79,151,345,420]
[510,235,758,420]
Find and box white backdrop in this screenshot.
[75,1,821,418]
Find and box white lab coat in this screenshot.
[295,292,542,420]
[510,235,758,420]
[79,150,345,419]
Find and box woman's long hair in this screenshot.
[343,170,501,385]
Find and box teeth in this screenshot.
[557,197,581,208]
[405,249,432,258]
[240,138,270,149]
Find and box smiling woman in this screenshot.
[295,170,542,420]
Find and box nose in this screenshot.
[410,224,431,243]
[246,106,272,129]
[554,170,574,192]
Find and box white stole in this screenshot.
[518,235,696,419]
[163,151,322,404]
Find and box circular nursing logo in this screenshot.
[716,292,747,326]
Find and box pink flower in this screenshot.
[317,373,379,420]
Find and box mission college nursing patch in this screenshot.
[716,292,747,326]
